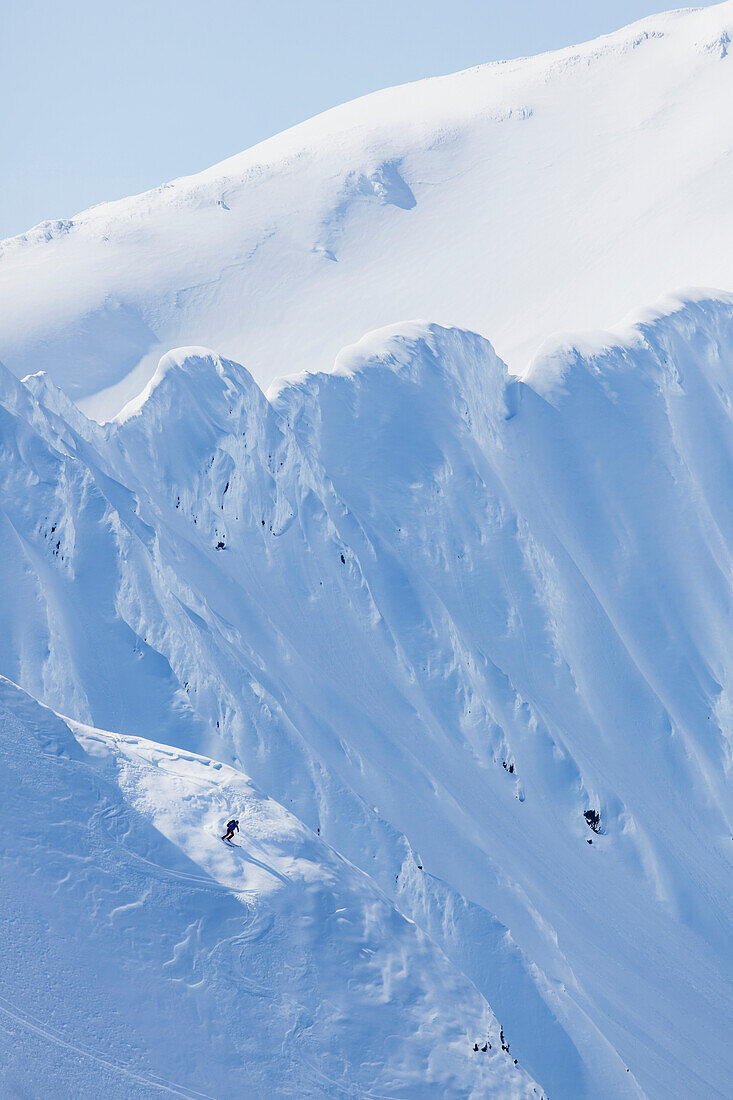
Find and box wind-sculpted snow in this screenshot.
[1,292,733,1096]
[0,677,537,1098]
[1,3,733,416]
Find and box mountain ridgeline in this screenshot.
[1,2,732,418]
[4,2,733,1093]
[1,292,732,1097]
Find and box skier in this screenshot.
[221,818,239,842]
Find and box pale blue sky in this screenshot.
[0,0,719,239]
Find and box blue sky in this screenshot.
[0,0,720,239]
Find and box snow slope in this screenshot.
[0,676,536,1098]
[2,289,733,1097]
[1,3,733,417]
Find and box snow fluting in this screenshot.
[1,290,732,1097]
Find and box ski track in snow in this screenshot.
[0,993,216,1100]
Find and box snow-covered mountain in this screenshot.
[2,289,733,1097]
[1,676,536,1098]
[3,4,733,1099]
[1,3,732,418]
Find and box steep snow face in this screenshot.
[0,677,537,1099]
[2,3,733,416]
[2,293,733,1098]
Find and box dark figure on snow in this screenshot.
[222,818,239,841]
